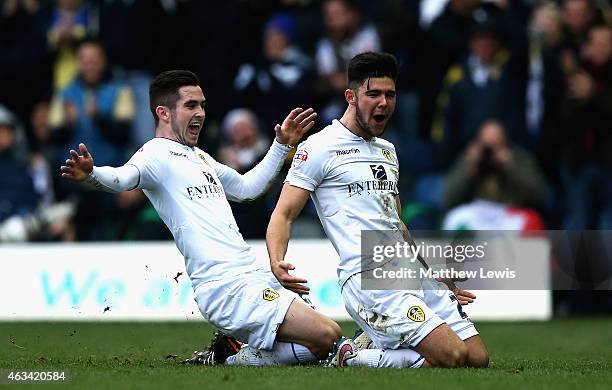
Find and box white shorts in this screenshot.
[194,269,297,350]
[342,275,479,349]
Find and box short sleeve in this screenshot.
[126,143,161,190]
[285,140,328,192]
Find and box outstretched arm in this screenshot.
[266,183,311,294]
[217,108,316,202]
[60,143,139,193]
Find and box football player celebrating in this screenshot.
[61,70,341,366]
[266,53,489,368]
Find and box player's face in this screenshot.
[169,86,206,147]
[353,77,396,139]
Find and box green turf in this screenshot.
[1,319,611,389]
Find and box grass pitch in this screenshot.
[2,319,611,389]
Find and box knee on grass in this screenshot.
[433,343,468,368]
[467,348,489,368]
[309,322,342,359]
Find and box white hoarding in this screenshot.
[0,240,551,321]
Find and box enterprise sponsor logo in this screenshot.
[186,184,225,200]
[347,180,397,196]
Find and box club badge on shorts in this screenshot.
[407,306,425,322]
[262,288,280,301]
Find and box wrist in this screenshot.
[84,166,101,187]
[273,138,295,150]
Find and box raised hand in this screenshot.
[274,107,317,147]
[60,143,94,181]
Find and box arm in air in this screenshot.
[60,143,139,193]
[217,107,316,201]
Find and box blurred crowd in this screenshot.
[0,0,610,245]
[1,0,611,314]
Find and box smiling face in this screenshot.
[348,77,396,139]
[168,86,206,147]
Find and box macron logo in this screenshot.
[170,151,187,158]
[335,148,360,156]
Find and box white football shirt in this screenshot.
[127,137,289,289]
[286,120,402,286]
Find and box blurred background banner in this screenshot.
[0,240,551,321]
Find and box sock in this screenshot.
[224,342,316,366]
[345,349,381,367]
[345,348,425,368]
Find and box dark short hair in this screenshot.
[347,52,398,90]
[325,0,359,12]
[149,70,200,126]
[76,37,105,52]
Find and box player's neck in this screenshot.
[155,127,189,147]
[340,109,372,141]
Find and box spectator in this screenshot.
[419,0,481,140]
[0,0,52,123]
[435,13,526,168]
[443,120,548,213]
[48,39,135,240]
[525,2,567,180]
[47,0,93,92]
[27,101,56,207]
[216,108,274,239]
[315,0,381,122]
[0,105,37,223]
[558,23,612,229]
[560,0,600,56]
[217,108,271,173]
[0,104,74,242]
[48,39,134,168]
[525,1,565,140]
[29,101,59,169]
[232,13,315,136]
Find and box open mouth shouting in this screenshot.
[373,114,386,124]
[188,120,203,135]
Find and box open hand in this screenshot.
[438,278,476,305]
[270,260,310,295]
[274,107,317,147]
[60,143,93,181]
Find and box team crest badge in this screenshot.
[381,149,394,163]
[262,288,280,301]
[407,306,425,322]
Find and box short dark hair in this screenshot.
[325,0,359,11]
[149,70,200,126]
[76,37,105,52]
[347,52,398,90]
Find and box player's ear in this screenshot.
[155,106,169,122]
[345,88,356,106]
